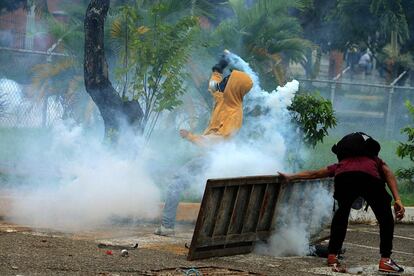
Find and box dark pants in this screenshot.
[328,172,394,258]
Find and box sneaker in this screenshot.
[327,254,339,266]
[327,254,347,273]
[154,225,175,236]
[379,258,404,273]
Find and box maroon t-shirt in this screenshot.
[327,156,385,180]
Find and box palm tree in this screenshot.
[335,0,409,59]
[371,0,411,82]
[213,0,312,86]
[370,0,409,45]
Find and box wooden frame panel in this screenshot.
[187,175,333,260]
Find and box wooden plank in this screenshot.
[196,231,272,247]
[257,183,280,231]
[241,184,266,233]
[187,181,214,261]
[268,183,287,232]
[206,175,279,188]
[188,242,253,260]
[212,185,238,236]
[227,185,252,235]
[201,186,224,237]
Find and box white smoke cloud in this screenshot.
[8,121,161,231]
[256,182,333,256]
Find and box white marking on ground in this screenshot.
[344,242,414,256]
[348,228,414,241]
[306,265,414,275]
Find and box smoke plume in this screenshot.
[7,121,161,231]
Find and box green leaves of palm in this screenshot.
[216,0,311,64]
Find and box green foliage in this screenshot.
[110,1,198,135]
[288,92,337,148]
[213,0,312,87]
[396,101,414,183]
[285,91,336,170]
[0,0,25,13]
[370,0,409,43]
[216,0,310,61]
[332,0,409,53]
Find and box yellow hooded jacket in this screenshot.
[186,70,253,146]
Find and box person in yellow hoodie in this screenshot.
[181,65,253,145]
[155,51,253,236]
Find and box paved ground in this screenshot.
[0,220,413,275]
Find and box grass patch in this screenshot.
[399,181,414,206]
[0,127,49,163]
[304,135,409,171]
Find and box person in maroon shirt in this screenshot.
[278,145,405,273]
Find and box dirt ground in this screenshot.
[0,220,413,276]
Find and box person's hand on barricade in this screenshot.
[277,171,292,183]
[394,199,405,221]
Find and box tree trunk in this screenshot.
[84,0,143,141]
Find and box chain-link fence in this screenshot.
[1,74,413,138]
[299,78,414,140]
[0,78,64,127]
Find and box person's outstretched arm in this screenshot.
[179,129,223,147]
[278,168,331,182]
[382,163,405,220]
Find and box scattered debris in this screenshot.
[121,249,128,257]
[331,263,348,273]
[97,242,138,250]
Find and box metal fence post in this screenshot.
[386,71,407,138]
[385,86,394,138]
[330,82,336,104]
[330,66,350,106]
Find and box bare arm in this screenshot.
[382,163,401,201]
[278,167,331,182]
[180,129,223,147]
[382,163,405,220]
